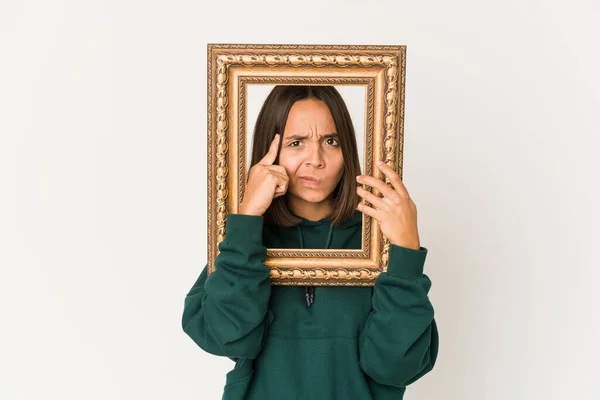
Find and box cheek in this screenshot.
[331,153,345,176]
[278,155,300,177]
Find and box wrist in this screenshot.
[239,204,262,216]
[389,234,420,250]
[391,242,420,251]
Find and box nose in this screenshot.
[304,142,325,167]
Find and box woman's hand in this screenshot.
[239,134,289,216]
[356,161,420,250]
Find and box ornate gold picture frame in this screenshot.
[207,43,407,286]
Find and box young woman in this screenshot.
[182,86,439,399]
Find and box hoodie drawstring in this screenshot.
[296,223,334,307]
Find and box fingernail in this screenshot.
[356,175,361,181]
[376,160,383,165]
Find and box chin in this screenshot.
[290,190,331,204]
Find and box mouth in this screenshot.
[299,176,320,186]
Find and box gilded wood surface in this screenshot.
[207,44,406,286]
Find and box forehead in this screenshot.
[283,99,336,135]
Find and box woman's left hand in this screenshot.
[356,161,421,250]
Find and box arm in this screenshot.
[181,213,274,360]
[358,244,439,388]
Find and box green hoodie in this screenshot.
[182,211,438,399]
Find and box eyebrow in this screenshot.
[284,133,339,142]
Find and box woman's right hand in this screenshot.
[239,134,289,216]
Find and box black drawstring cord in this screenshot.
[305,286,315,307]
[297,223,334,307]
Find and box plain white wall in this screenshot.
[1,1,598,399]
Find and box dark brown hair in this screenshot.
[249,85,361,227]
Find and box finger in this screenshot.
[271,173,288,190]
[356,186,388,211]
[375,161,409,197]
[357,174,397,200]
[356,202,380,221]
[250,165,287,180]
[264,164,288,176]
[273,180,288,197]
[258,134,280,166]
[274,186,287,197]
[267,170,289,184]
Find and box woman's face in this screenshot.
[278,99,345,212]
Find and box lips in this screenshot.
[299,176,319,183]
[299,176,320,186]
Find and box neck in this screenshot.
[287,195,333,222]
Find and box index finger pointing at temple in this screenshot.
[258,134,280,166]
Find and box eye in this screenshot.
[290,140,302,147]
[326,138,340,146]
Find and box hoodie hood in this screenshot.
[262,210,363,250]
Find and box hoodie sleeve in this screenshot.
[181,213,274,360]
[358,244,439,388]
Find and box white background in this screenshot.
[1,1,599,399]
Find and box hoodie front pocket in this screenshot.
[222,358,253,400]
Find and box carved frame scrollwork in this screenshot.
[207,44,407,286]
